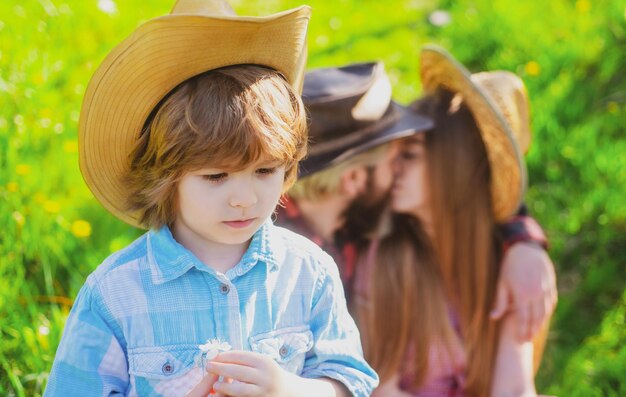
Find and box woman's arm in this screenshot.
[491,312,537,397]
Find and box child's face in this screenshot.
[172,157,285,255]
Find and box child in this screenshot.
[44,1,377,396]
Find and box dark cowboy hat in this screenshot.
[298,62,433,177]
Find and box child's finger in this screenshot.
[213,350,265,367]
[213,379,260,397]
[206,361,261,385]
[184,373,218,397]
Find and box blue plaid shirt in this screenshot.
[45,221,378,396]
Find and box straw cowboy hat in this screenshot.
[79,0,311,228]
[299,62,433,177]
[419,45,531,221]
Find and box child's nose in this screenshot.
[228,183,258,208]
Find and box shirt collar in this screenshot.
[147,220,279,285]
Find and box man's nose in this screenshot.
[392,154,403,176]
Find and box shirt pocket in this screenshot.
[248,325,314,375]
[128,344,200,380]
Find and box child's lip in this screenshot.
[223,218,256,228]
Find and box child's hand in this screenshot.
[206,350,298,397]
[184,373,219,397]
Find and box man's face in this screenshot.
[340,141,401,239]
[359,141,401,206]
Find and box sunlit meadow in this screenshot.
[1,0,625,395]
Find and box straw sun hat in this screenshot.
[420,45,531,221]
[79,0,311,228]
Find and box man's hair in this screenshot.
[124,65,308,229]
[288,143,390,201]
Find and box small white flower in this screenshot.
[97,0,118,15]
[428,10,452,27]
[198,339,232,360]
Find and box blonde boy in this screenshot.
[45,2,376,396]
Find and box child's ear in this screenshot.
[339,166,368,198]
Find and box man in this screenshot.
[276,61,556,341]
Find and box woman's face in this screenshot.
[391,135,430,220]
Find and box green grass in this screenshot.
[1,0,625,395]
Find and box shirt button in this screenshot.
[219,284,230,295]
[162,362,174,375]
[279,345,289,358]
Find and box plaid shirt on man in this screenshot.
[275,196,548,307]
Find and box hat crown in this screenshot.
[303,62,394,152]
[298,61,433,177]
[171,0,235,16]
[472,71,531,154]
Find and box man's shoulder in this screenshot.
[273,200,313,239]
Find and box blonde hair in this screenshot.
[125,65,308,229]
[289,143,390,201]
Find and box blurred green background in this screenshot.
[1,0,625,395]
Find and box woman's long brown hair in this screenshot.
[366,90,503,396]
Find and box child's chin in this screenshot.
[221,231,257,245]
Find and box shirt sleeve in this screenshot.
[44,281,129,396]
[499,204,549,251]
[300,251,379,397]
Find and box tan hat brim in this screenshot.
[420,45,527,221]
[79,7,310,228]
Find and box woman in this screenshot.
[361,46,549,396]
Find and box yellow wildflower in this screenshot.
[7,182,18,192]
[63,140,78,153]
[71,220,92,238]
[16,164,31,175]
[33,73,45,85]
[607,102,619,114]
[575,0,591,13]
[44,200,61,213]
[525,61,541,76]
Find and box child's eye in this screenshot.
[256,167,276,175]
[202,173,228,182]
